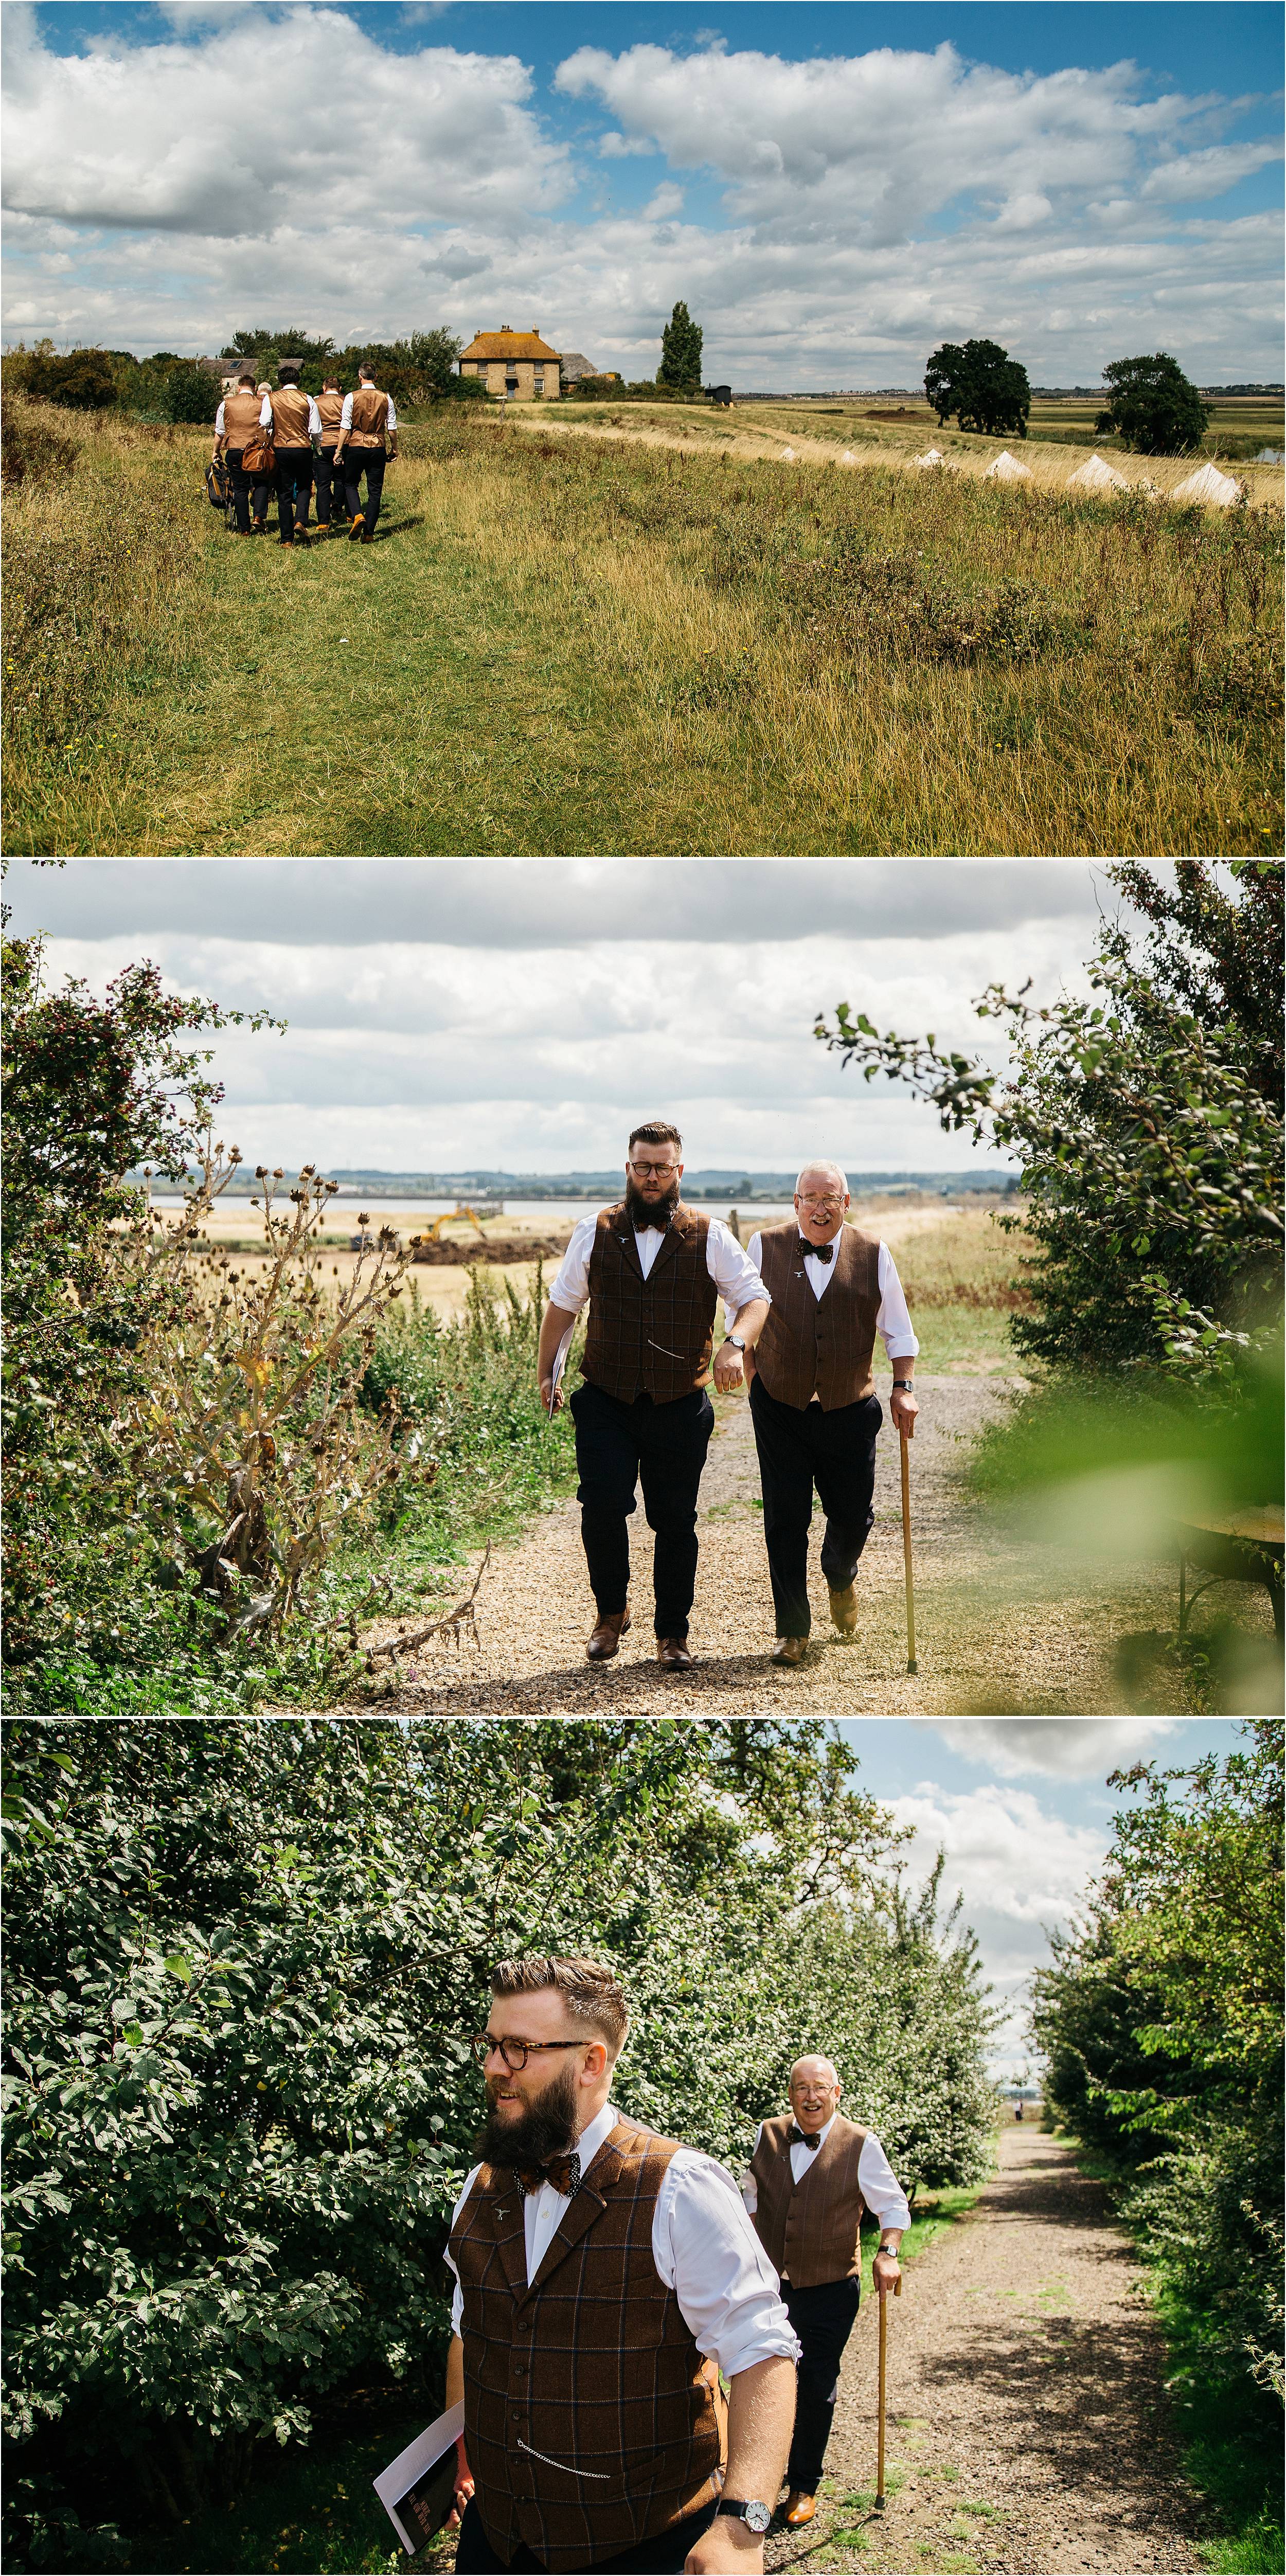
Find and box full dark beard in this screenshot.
[625,1179,680,1231]
[478,2061,580,2170]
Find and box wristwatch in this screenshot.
[724,1334,746,1351]
[892,1378,914,1390]
[717,2500,772,2534]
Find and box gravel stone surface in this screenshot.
[345,1376,1183,1715]
[765,2124,1204,2576]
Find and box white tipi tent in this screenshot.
[1067,452,1130,495]
[1171,462,1245,508]
[985,451,1032,483]
[915,446,949,470]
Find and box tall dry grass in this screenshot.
[3,394,1281,854]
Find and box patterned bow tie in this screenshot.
[789,2125,823,2151]
[510,2151,581,2199]
[798,1239,833,1264]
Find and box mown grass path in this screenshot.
[772,2123,1203,2576]
[345,1373,1185,1715]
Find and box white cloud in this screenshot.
[916,1720,1183,1780]
[888,1783,1109,2071]
[644,182,685,222]
[1,17,1279,381]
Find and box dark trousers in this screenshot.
[749,1374,881,1637]
[313,445,347,525]
[784,2275,862,2493]
[570,1380,713,1640]
[223,446,257,534]
[455,2496,718,2573]
[275,446,314,539]
[344,445,386,532]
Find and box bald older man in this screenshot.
[735,1164,919,1666]
[744,2058,910,2527]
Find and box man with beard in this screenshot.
[444,1955,799,2574]
[535,1122,770,1668]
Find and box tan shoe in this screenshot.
[785,2493,817,2527]
[772,1635,808,1667]
[656,1637,694,1670]
[828,1582,859,1637]
[587,1609,631,1661]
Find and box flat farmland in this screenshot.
[6,393,1281,856]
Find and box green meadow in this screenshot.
[4,392,1281,856]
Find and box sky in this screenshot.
[836,1715,1245,2080]
[4,2,1282,386]
[4,855,1150,1175]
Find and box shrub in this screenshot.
[22,350,118,412]
[0,409,77,490]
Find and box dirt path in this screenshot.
[346,1375,1182,1715]
[769,2124,1204,2576]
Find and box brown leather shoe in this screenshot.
[656,1637,694,1669]
[772,1635,808,1666]
[828,1582,859,1637]
[785,2494,817,2527]
[587,1610,631,1661]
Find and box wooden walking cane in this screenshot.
[899,1428,918,1676]
[874,2271,902,2509]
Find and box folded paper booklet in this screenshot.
[547,1320,575,1416]
[374,2399,465,2555]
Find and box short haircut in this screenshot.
[796,1159,848,1195]
[629,1120,683,1156]
[323,376,340,389]
[278,364,300,384]
[237,369,256,387]
[359,363,376,380]
[790,2054,840,2087]
[491,1954,629,2056]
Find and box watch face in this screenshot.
[744,2501,771,2534]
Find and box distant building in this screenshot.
[559,351,600,386]
[458,327,562,399]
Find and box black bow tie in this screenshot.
[789,2125,823,2151]
[798,1239,833,1265]
[509,2151,581,2199]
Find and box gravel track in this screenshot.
[346,1375,1182,1715]
[766,2124,1204,2576]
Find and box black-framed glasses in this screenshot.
[471,2033,585,2072]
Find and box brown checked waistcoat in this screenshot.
[582,1203,717,1405]
[448,2117,722,2571]
[346,386,389,447]
[749,2112,869,2288]
[753,1222,881,1412]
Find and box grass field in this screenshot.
[5,392,1281,856]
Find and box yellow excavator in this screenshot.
[409,1206,491,1257]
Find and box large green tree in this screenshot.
[815,862,1283,1378]
[2,1720,994,2565]
[1096,353,1212,457]
[658,300,704,391]
[924,338,1030,438]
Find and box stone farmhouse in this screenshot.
[457,328,562,399]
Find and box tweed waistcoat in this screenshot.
[316,390,345,442]
[749,2112,868,2288]
[270,385,312,448]
[449,2117,722,2571]
[347,386,389,447]
[582,1204,717,1405]
[753,1223,881,1412]
[222,388,263,444]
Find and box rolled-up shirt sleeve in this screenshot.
[548,1214,597,1316]
[654,2152,800,2376]
[214,401,225,436]
[708,1220,769,1319]
[876,1244,918,1363]
[858,2133,912,2231]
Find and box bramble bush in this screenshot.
[2,1720,996,2569]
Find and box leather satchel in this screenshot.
[240,407,276,477]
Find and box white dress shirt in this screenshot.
[732,1234,918,1363]
[742,2115,912,2233]
[550,1214,769,1319]
[340,388,398,431]
[445,2100,800,2377]
[214,394,272,437]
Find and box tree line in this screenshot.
[1,329,480,426]
[2,1718,996,2569]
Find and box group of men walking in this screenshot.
[211,356,398,546]
[444,1952,910,2573]
[534,1121,920,1668]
